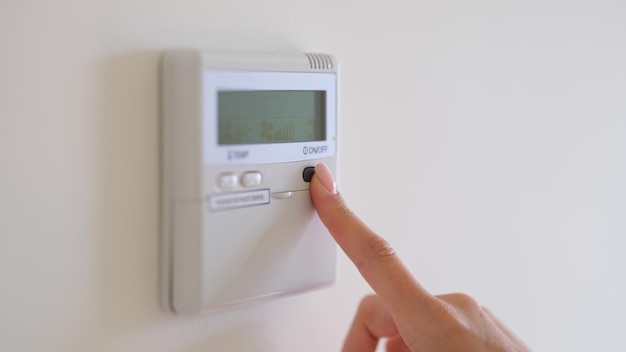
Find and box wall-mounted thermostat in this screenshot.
[161,50,338,314]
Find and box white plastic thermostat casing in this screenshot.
[161,50,338,314]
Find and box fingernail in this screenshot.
[315,163,337,194]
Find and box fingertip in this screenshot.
[309,163,344,231]
[314,162,336,194]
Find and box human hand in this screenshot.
[310,163,531,352]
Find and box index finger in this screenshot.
[310,163,436,314]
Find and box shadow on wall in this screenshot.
[93,51,275,352]
[98,50,163,332]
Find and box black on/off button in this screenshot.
[302,166,315,182]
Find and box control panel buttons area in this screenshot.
[241,171,263,188]
[217,167,318,190]
[217,171,264,190]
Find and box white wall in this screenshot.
[2,0,626,351]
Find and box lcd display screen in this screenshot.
[218,91,326,145]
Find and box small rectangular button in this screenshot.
[241,171,262,188]
[302,167,315,182]
[218,173,238,189]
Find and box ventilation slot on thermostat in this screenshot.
[305,53,334,70]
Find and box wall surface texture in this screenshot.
[2,0,625,351]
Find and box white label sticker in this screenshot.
[208,189,270,212]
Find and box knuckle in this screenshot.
[358,294,381,315]
[364,235,396,262]
[455,293,480,309]
[480,305,494,318]
[442,293,481,311]
[432,294,490,337]
[437,304,474,335]
[420,301,475,341]
[361,293,379,305]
